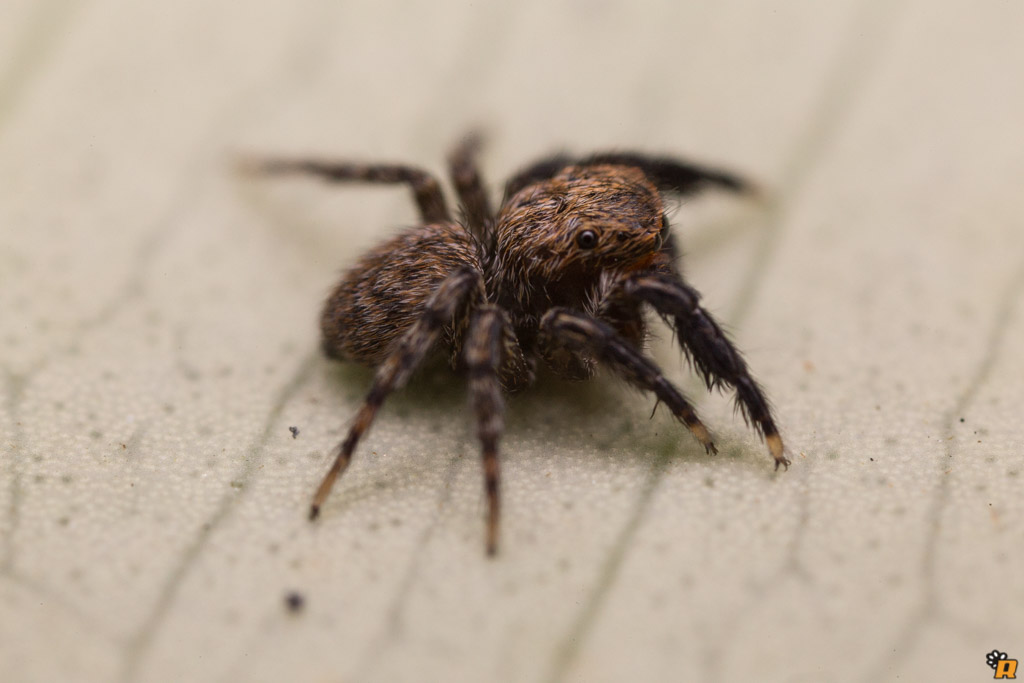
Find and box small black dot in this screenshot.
[285,591,305,613]
[289,426,300,438]
[576,230,598,249]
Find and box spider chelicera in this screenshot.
[247,134,788,555]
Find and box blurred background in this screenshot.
[2,1,1023,682]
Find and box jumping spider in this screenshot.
[247,134,788,555]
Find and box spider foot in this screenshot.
[767,433,790,470]
[684,420,717,457]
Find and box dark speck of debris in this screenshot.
[289,426,300,439]
[870,458,874,462]
[285,591,305,613]
[959,417,965,423]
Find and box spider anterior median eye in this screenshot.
[576,230,598,249]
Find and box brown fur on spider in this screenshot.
[244,134,789,556]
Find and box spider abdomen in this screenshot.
[320,222,482,365]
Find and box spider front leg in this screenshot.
[539,308,717,456]
[622,273,789,470]
[241,157,450,224]
[465,305,513,556]
[309,268,482,520]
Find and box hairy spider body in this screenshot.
[248,135,788,555]
[319,222,482,367]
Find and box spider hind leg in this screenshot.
[503,152,752,199]
[448,132,493,240]
[242,157,450,224]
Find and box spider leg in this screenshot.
[503,152,750,199]
[503,153,573,198]
[447,132,493,240]
[622,273,789,470]
[580,153,752,195]
[309,268,483,520]
[538,322,597,381]
[539,308,717,455]
[241,157,450,224]
[465,305,511,555]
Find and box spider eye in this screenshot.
[576,230,598,249]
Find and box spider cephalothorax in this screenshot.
[492,165,665,287]
[247,135,788,555]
